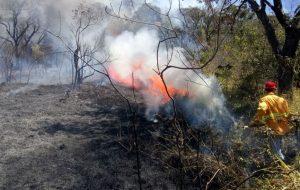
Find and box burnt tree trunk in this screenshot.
[246,0,300,96]
[277,27,299,94]
[73,47,80,88]
[277,58,294,94]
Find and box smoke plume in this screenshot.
[0,0,235,129]
[107,28,234,129]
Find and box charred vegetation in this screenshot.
[0,0,299,189]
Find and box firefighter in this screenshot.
[247,81,291,161]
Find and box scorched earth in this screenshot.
[0,83,173,190]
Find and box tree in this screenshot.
[0,0,43,82]
[70,3,103,87]
[241,0,300,95]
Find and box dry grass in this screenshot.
[290,88,300,115]
[253,166,300,190]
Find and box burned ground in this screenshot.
[0,83,175,190]
[0,83,299,190]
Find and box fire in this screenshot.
[108,66,142,89]
[146,75,188,103]
[108,64,188,104]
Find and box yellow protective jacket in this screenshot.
[254,92,290,135]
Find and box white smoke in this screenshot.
[107,28,234,129]
[0,0,200,62]
[0,0,235,129]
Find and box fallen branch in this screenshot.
[233,167,276,190]
[205,168,221,190]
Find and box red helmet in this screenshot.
[265,81,277,91]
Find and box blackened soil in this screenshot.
[0,83,174,190]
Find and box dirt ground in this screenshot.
[0,83,174,190]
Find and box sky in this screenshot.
[14,0,300,19]
[109,0,300,15]
[282,0,300,14]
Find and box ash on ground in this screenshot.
[0,83,174,189]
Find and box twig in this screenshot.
[233,167,276,190]
[205,168,221,190]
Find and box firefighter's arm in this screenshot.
[249,100,268,128]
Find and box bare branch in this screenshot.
[205,169,221,190]
[105,6,173,31]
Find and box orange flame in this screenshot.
[145,75,188,104]
[108,66,142,89]
[108,60,188,104]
